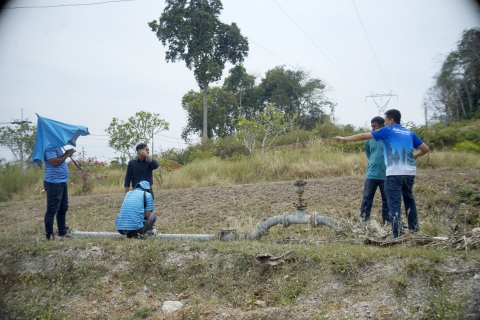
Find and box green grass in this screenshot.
[1,145,480,319]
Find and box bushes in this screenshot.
[0,164,43,202]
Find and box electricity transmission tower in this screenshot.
[366,91,398,115]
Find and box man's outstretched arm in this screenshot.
[333,132,374,142]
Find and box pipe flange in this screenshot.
[312,211,318,227]
[282,212,290,227]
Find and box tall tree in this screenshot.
[105,111,169,163]
[426,27,480,123]
[0,123,36,165]
[181,86,237,140]
[260,66,329,130]
[149,0,249,140]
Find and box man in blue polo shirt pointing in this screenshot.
[334,109,429,238]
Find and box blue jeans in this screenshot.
[385,175,419,238]
[360,179,389,224]
[44,181,69,239]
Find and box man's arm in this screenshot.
[47,148,74,167]
[365,140,371,159]
[138,149,153,163]
[144,210,152,219]
[333,132,374,142]
[414,143,429,160]
[124,162,133,193]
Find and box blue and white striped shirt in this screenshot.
[44,149,69,183]
[115,188,155,230]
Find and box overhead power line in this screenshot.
[249,38,296,69]
[4,0,135,9]
[351,0,391,90]
[281,0,366,92]
[272,0,368,94]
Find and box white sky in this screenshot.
[0,0,479,162]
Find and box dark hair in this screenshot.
[371,116,385,125]
[384,109,401,124]
[135,143,148,151]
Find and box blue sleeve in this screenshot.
[146,193,155,211]
[371,127,387,141]
[412,132,423,149]
[45,150,58,161]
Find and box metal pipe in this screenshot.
[157,234,216,241]
[70,212,338,242]
[311,211,339,230]
[70,229,125,238]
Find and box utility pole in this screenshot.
[366,91,398,115]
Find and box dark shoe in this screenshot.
[54,233,74,241]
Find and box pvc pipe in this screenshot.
[70,229,125,238]
[157,234,216,241]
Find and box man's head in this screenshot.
[136,143,148,152]
[384,109,401,126]
[135,180,151,193]
[136,143,149,159]
[370,116,385,131]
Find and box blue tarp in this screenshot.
[31,115,90,167]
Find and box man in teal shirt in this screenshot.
[360,116,389,224]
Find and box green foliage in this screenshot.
[181,86,238,139]
[411,119,480,151]
[235,104,297,155]
[0,164,43,202]
[0,123,36,164]
[180,64,336,141]
[330,141,365,153]
[105,111,169,162]
[158,156,180,172]
[454,185,480,205]
[453,140,480,153]
[68,157,109,195]
[425,27,480,124]
[260,66,331,130]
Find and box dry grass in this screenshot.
[1,165,480,319]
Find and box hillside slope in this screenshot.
[0,168,479,319]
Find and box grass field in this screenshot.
[0,148,479,319]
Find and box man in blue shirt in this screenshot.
[124,143,159,199]
[44,148,75,240]
[115,180,156,238]
[334,109,429,238]
[360,116,389,225]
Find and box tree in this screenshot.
[259,66,329,130]
[235,104,296,156]
[181,87,237,140]
[149,0,249,140]
[0,123,36,165]
[105,111,170,163]
[426,27,480,124]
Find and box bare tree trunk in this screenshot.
[203,81,208,141]
[462,79,473,115]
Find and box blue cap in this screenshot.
[135,181,151,192]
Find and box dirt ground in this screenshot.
[1,168,480,319]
